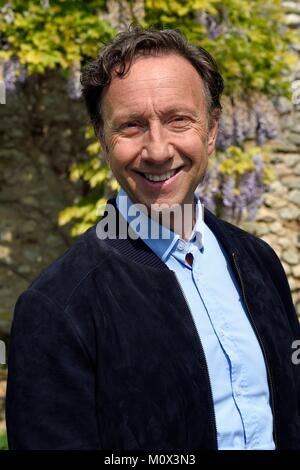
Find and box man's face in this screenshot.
[101,53,218,211]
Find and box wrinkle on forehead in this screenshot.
[108,57,204,92]
[105,77,202,104]
[101,54,208,125]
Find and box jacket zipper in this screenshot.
[232,251,279,449]
[172,271,218,450]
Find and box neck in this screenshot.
[148,201,196,240]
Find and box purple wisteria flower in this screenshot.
[250,93,279,145]
[197,151,269,223]
[1,3,15,24]
[217,95,279,149]
[196,171,218,214]
[3,58,27,91]
[196,10,228,40]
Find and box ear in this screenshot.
[207,118,219,155]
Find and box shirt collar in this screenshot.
[116,188,204,262]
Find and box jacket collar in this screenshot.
[116,188,205,261]
[102,198,239,270]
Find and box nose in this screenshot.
[141,120,174,164]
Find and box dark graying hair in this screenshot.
[80,26,224,136]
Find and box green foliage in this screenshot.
[0,0,294,232]
[0,430,8,450]
[58,127,119,236]
[58,174,118,237]
[218,147,256,186]
[218,145,274,185]
[199,145,274,222]
[0,0,115,73]
[1,0,297,97]
[144,0,298,97]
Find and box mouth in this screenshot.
[134,167,183,183]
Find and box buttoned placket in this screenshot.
[190,247,262,449]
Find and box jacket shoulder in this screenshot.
[214,214,299,328]
[205,209,289,284]
[26,225,111,310]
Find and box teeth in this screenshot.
[144,170,176,182]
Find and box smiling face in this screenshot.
[100,53,219,212]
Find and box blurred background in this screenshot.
[0,0,300,449]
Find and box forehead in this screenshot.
[102,53,206,118]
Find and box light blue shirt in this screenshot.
[116,188,275,450]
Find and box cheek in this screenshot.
[108,131,207,169]
[109,139,141,167]
[175,133,206,161]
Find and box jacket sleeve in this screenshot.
[262,241,300,338]
[258,239,300,418]
[5,288,102,449]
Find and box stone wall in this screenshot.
[251,110,300,315]
[0,72,88,336]
[251,0,300,315]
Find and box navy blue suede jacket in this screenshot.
[5,201,300,450]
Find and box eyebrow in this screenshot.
[110,106,199,126]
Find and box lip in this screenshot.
[132,167,184,192]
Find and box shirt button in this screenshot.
[178,242,185,251]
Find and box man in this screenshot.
[6,27,300,450]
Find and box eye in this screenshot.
[169,115,190,126]
[119,121,143,136]
[122,121,145,132]
[124,121,139,128]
